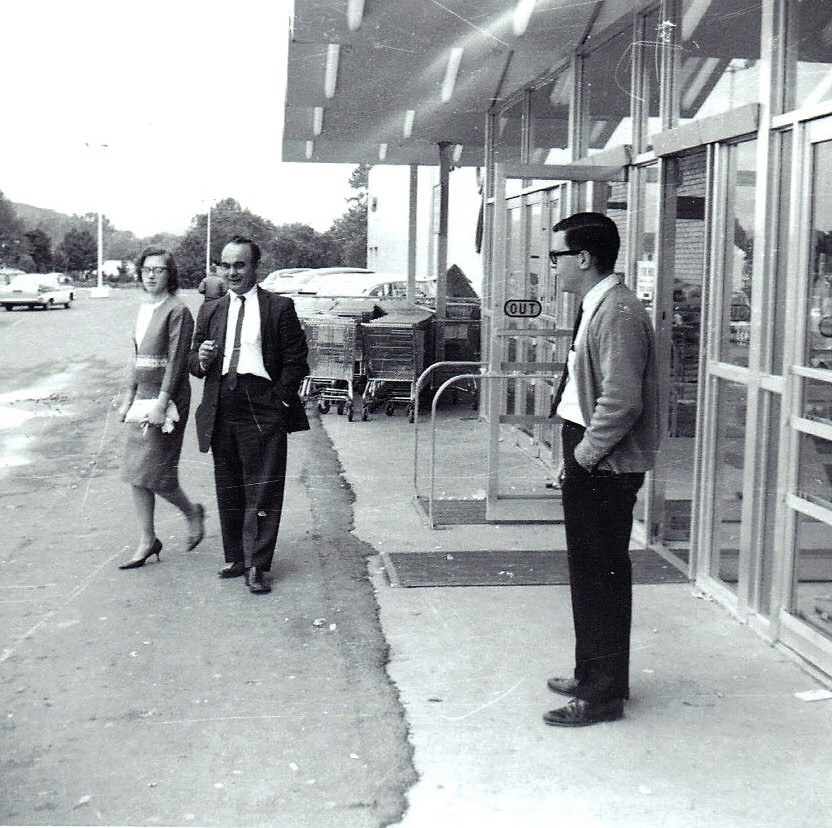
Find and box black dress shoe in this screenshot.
[547,676,580,696]
[245,568,271,594]
[218,562,246,578]
[543,698,624,728]
[118,538,163,570]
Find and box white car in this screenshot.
[298,271,433,298]
[0,273,74,310]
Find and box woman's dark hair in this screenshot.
[552,212,620,273]
[135,246,179,293]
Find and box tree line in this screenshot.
[0,165,369,287]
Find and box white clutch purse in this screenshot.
[124,399,180,433]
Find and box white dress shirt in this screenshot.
[556,273,621,426]
[222,286,271,380]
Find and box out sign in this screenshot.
[504,298,542,318]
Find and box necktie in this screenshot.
[551,303,583,413]
[226,295,245,390]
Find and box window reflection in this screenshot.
[720,140,756,367]
[786,1,832,113]
[530,68,571,168]
[808,140,832,370]
[792,512,832,640]
[583,25,634,155]
[679,0,761,122]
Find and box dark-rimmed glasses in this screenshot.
[140,266,169,277]
[548,249,582,265]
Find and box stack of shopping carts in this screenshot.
[300,315,363,421]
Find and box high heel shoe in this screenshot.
[186,503,205,551]
[118,538,163,570]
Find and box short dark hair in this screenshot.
[552,212,620,273]
[135,246,179,293]
[226,235,261,270]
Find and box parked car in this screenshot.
[298,271,433,298]
[0,273,75,310]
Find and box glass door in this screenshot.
[486,186,567,521]
[779,117,832,673]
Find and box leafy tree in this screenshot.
[56,227,97,274]
[24,228,53,272]
[272,223,333,269]
[0,189,24,266]
[323,163,369,267]
[173,197,336,284]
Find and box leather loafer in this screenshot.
[547,676,580,696]
[218,562,246,579]
[245,568,272,594]
[543,698,624,728]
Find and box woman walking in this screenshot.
[117,247,204,569]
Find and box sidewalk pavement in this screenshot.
[319,402,832,828]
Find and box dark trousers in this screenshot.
[211,374,288,572]
[560,422,644,703]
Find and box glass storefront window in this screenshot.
[807,139,832,370]
[638,5,663,152]
[797,430,832,511]
[757,393,782,617]
[718,140,756,367]
[771,131,792,374]
[583,23,634,155]
[710,377,748,591]
[496,98,524,197]
[785,1,832,113]
[679,0,761,122]
[530,68,572,168]
[792,512,832,640]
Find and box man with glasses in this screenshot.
[188,236,309,594]
[544,212,659,726]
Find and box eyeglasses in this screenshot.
[548,249,582,265]
[219,261,248,272]
[141,266,168,277]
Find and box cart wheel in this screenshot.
[385,402,395,416]
[337,402,345,415]
[318,401,330,414]
[347,405,354,422]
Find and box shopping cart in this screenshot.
[361,311,432,422]
[300,315,363,421]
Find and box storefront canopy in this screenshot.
[283,0,607,167]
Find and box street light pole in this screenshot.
[206,204,212,275]
[86,140,110,298]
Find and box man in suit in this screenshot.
[545,213,659,726]
[188,236,309,594]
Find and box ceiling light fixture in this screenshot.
[305,141,314,159]
[346,0,365,31]
[378,143,388,161]
[324,43,340,99]
[513,0,536,37]
[453,144,463,163]
[403,109,416,138]
[441,47,464,103]
[313,107,323,136]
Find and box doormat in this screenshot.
[381,549,688,588]
[416,497,487,525]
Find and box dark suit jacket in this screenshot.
[188,288,310,452]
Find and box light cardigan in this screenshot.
[559,282,660,474]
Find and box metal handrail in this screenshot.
[412,361,484,497]
[419,370,558,528]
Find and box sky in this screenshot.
[0,0,355,238]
